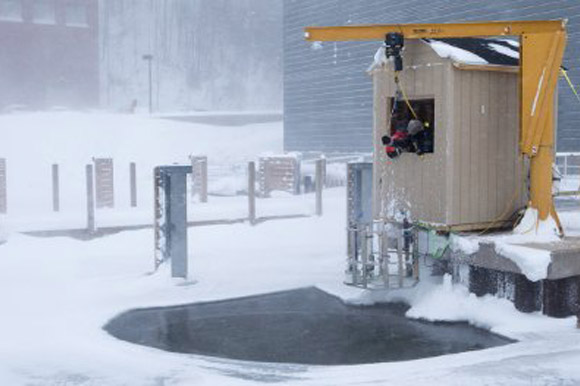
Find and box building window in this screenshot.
[32,0,56,24]
[0,0,23,22]
[64,2,88,27]
[384,98,435,156]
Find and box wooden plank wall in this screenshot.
[373,41,450,224]
[448,68,525,226]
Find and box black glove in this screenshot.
[381,135,391,145]
[386,147,402,159]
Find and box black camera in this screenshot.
[385,32,404,72]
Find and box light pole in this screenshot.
[142,54,153,114]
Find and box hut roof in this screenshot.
[368,37,519,73]
[422,38,519,66]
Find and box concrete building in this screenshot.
[0,0,99,111]
[283,0,580,153]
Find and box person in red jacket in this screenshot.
[382,113,410,159]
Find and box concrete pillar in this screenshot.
[514,274,542,313]
[543,276,579,318]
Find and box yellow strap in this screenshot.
[394,72,419,120]
[561,68,580,104]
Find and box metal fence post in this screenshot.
[315,159,324,216]
[86,164,96,233]
[397,233,404,288]
[154,167,162,269]
[361,226,368,289]
[248,161,256,225]
[52,164,60,212]
[130,162,137,207]
[200,159,208,203]
[320,157,327,187]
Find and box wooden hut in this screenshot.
[371,38,528,231]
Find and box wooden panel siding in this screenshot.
[450,64,524,227]
[449,61,462,224]
[374,41,449,224]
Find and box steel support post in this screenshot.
[52,164,59,212]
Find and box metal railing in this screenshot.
[556,152,580,178]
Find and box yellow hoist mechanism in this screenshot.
[305,20,568,229]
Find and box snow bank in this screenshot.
[208,174,246,196]
[406,274,571,337]
[559,210,580,237]
[450,234,480,255]
[512,208,560,242]
[448,209,560,282]
[494,242,551,282]
[488,208,559,281]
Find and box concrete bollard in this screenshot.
[130,162,137,207]
[315,159,324,216]
[86,164,96,233]
[248,161,256,225]
[52,164,60,212]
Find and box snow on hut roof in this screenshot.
[369,37,519,72]
[422,38,519,66]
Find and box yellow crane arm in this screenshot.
[304,20,568,224]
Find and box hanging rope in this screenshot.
[561,67,580,105]
[394,72,419,120]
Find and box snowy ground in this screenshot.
[1,113,579,385]
[0,112,291,234]
[0,186,579,386]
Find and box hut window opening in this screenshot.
[383,98,435,158]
